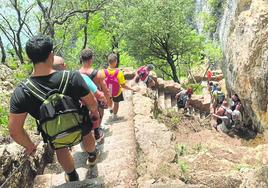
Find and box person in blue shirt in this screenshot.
[53,56,107,165]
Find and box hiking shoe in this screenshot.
[94,128,105,144]
[87,148,100,166]
[64,170,79,182]
[112,114,120,121]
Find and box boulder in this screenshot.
[163,80,181,94]
[240,166,268,188]
[0,142,53,188]
[190,95,210,114]
[219,0,268,132]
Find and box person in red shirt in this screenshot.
[134,64,155,88]
[207,70,212,82]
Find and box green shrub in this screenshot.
[0,106,9,136]
[175,144,188,156]
[182,83,204,95]
[177,160,189,173]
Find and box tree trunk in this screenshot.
[0,37,6,63]
[112,36,120,67]
[16,33,24,64]
[82,12,89,50]
[167,55,180,83]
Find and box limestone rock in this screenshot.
[163,80,181,94]
[190,95,210,114]
[0,142,53,188]
[240,166,268,188]
[219,0,268,131]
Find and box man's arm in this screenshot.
[8,113,37,155]
[121,83,138,92]
[97,72,113,108]
[81,91,100,128]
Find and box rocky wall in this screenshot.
[219,0,268,132]
[0,142,53,188]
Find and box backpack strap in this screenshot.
[23,79,46,102]
[113,69,119,77]
[88,69,98,80]
[104,69,109,77]
[58,70,70,94]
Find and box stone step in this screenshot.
[164,93,172,109]
[158,90,165,110]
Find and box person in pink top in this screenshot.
[134,64,155,88]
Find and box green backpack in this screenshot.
[23,71,84,150]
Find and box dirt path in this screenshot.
[33,90,137,188]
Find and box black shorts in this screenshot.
[80,106,93,136]
[112,92,124,103]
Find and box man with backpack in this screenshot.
[8,35,99,182]
[175,88,193,112]
[103,53,138,121]
[212,86,225,113]
[79,48,112,144]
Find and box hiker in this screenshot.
[207,70,212,83]
[103,53,138,121]
[8,35,100,182]
[230,94,241,111]
[53,55,66,70]
[232,103,242,129]
[79,48,113,144]
[53,55,108,117]
[212,100,232,132]
[175,88,193,112]
[133,64,155,88]
[212,86,225,113]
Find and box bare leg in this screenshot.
[56,148,75,173]
[113,102,119,115]
[82,132,96,152]
[98,107,104,124]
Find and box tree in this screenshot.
[123,0,204,83]
[0,0,34,64]
[36,0,107,38]
[0,36,6,63]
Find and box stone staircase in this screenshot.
[33,90,137,188]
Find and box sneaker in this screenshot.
[104,114,113,125]
[64,170,79,182]
[87,148,100,166]
[94,128,105,144]
[112,114,120,121]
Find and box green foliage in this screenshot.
[233,163,253,171]
[182,83,204,95]
[158,109,181,130]
[0,106,8,136]
[12,63,33,84]
[191,143,208,153]
[177,160,189,173]
[199,12,217,33]
[203,41,223,64]
[175,144,188,156]
[123,0,205,82]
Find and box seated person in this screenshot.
[232,103,242,129]
[230,94,241,111]
[134,64,155,88]
[175,88,193,112]
[212,100,232,131]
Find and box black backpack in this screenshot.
[23,71,86,149]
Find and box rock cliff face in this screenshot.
[219,0,268,132]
